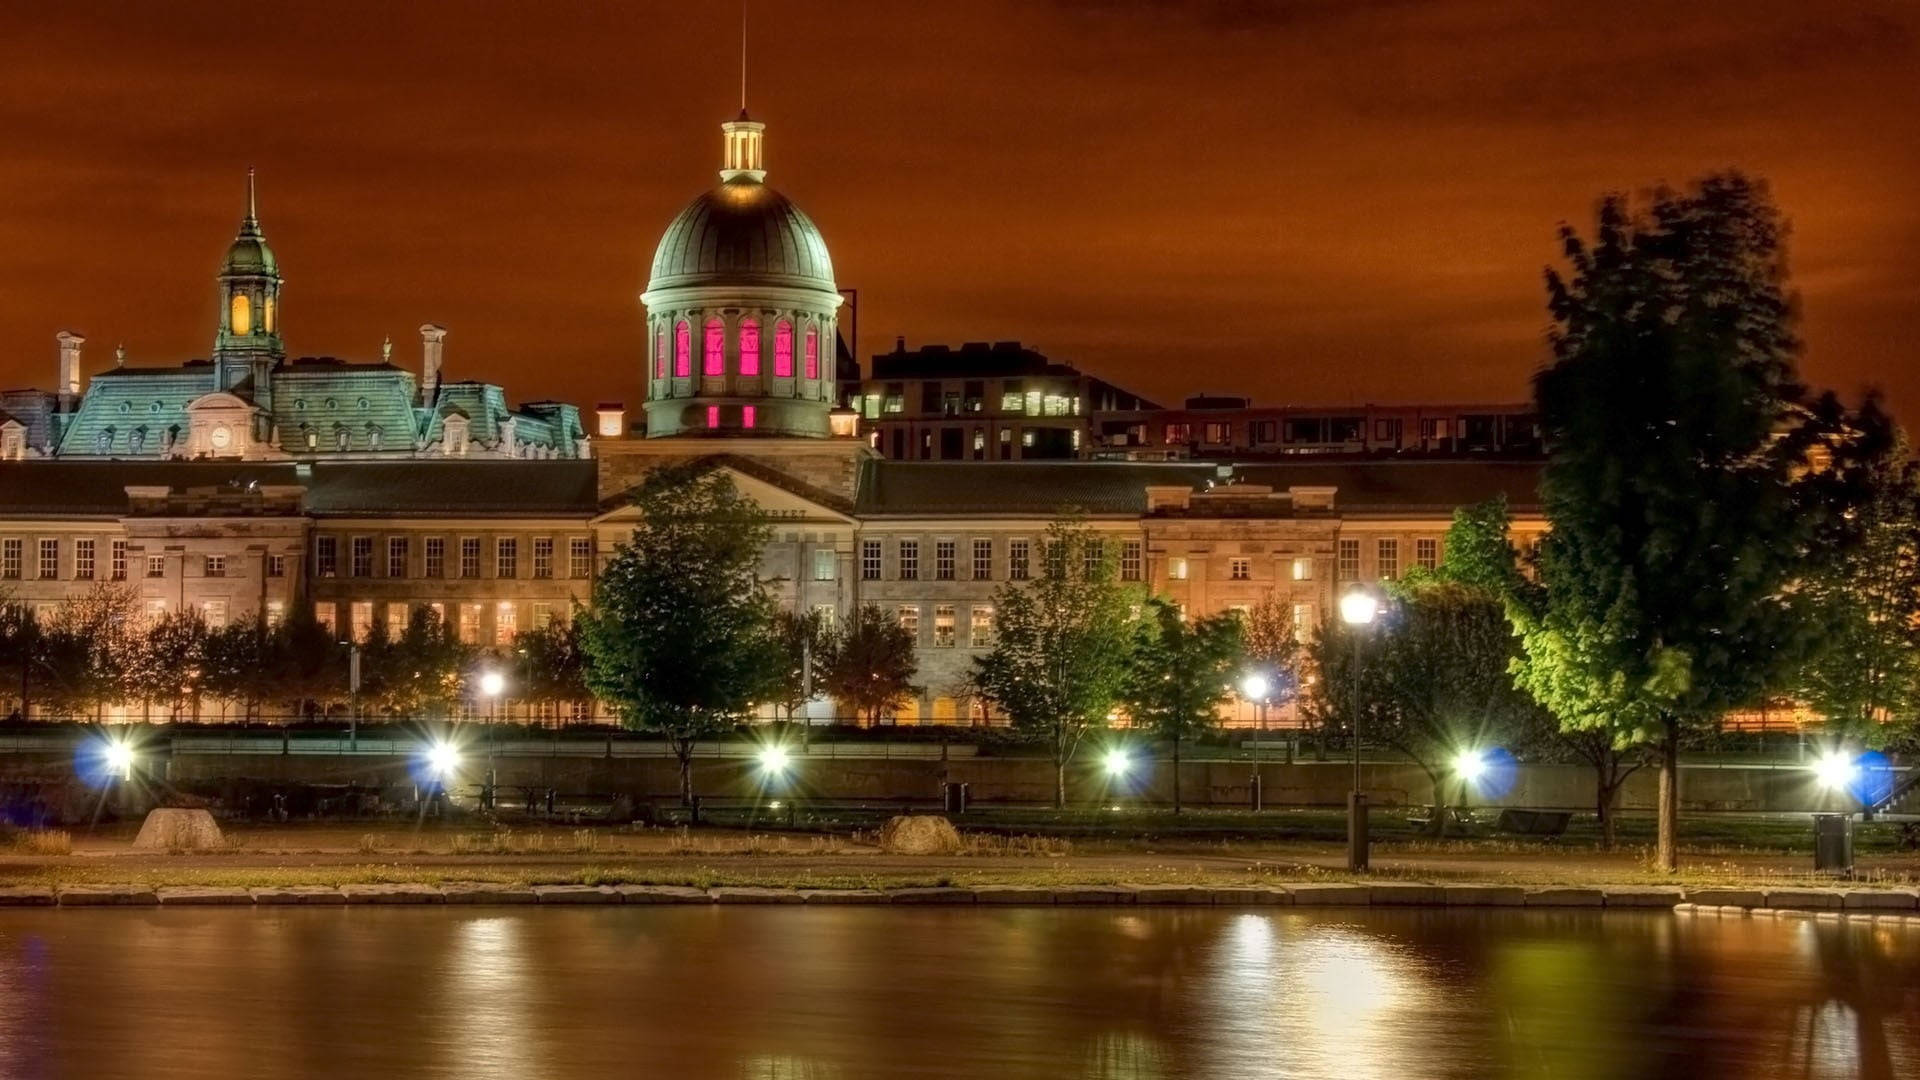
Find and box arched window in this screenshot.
[738,318,760,376]
[674,321,692,378]
[774,320,794,378]
[655,328,667,379]
[804,326,820,380]
[230,294,252,336]
[703,318,725,376]
[263,295,276,333]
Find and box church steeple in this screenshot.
[214,168,284,391]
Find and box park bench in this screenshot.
[1494,809,1573,837]
[1407,806,1478,832]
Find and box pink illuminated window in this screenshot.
[674,321,691,378]
[738,318,760,376]
[804,327,819,380]
[655,330,667,379]
[774,320,794,378]
[706,405,719,429]
[743,405,756,429]
[703,318,725,376]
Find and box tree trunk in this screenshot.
[1595,756,1620,852]
[676,739,695,807]
[1427,766,1449,838]
[1054,754,1066,810]
[1172,735,1182,815]
[1656,716,1679,872]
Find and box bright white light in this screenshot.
[427,741,462,777]
[1813,752,1858,792]
[103,739,134,780]
[1453,749,1488,783]
[1339,590,1379,627]
[759,746,791,774]
[478,671,505,698]
[1104,749,1132,778]
[1240,673,1271,701]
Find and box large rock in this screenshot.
[131,808,225,852]
[878,815,963,855]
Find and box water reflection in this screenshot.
[0,907,1913,1079]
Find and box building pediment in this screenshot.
[594,459,854,526]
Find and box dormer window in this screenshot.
[368,425,382,450]
[96,429,113,453]
[130,428,146,454]
[336,427,350,451]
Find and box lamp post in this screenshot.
[1339,587,1379,872]
[1239,671,1271,812]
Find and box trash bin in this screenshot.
[942,781,969,814]
[1812,813,1853,873]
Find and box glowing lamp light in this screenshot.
[1453,749,1489,784]
[1104,749,1133,778]
[1813,752,1860,792]
[426,741,462,778]
[1240,673,1271,701]
[759,746,792,775]
[1339,589,1379,627]
[103,739,135,782]
[478,671,506,698]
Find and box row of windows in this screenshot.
[895,604,997,649]
[315,536,592,580]
[1336,537,1442,581]
[315,600,567,646]
[1166,555,1316,583]
[857,538,1145,583]
[0,538,265,583]
[655,317,822,381]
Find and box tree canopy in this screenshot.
[819,604,916,726]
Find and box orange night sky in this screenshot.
[1,1,1915,421]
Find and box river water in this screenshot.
[1,907,1915,1079]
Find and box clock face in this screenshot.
[209,424,232,450]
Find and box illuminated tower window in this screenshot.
[774,320,794,377]
[703,318,725,376]
[743,405,756,429]
[263,296,276,333]
[231,294,252,335]
[804,327,819,380]
[706,405,720,429]
[738,318,760,376]
[655,329,667,379]
[674,320,692,377]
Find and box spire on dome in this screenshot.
[239,167,263,238]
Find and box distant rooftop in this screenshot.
[869,339,1077,380]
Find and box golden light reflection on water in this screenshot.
[0,908,1913,1079]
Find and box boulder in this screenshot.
[132,808,225,852]
[878,815,963,855]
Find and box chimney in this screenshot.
[56,330,84,401]
[419,323,447,400]
[596,402,626,438]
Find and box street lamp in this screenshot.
[103,737,135,783]
[426,740,462,778]
[1239,671,1272,811]
[1340,587,1378,872]
[1812,751,1859,793]
[478,670,505,724]
[759,744,792,777]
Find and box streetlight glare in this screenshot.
[1240,673,1271,701]
[426,741,462,777]
[759,745,792,774]
[1812,752,1858,792]
[1104,749,1132,777]
[103,738,135,781]
[1453,749,1489,784]
[478,671,506,698]
[1339,589,1379,627]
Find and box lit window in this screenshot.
[703,318,725,376]
[896,605,919,638]
[738,318,760,376]
[496,602,517,644]
[674,320,692,377]
[970,606,995,648]
[266,600,285,628]
[1292,557,1313,581]
[230,293,251,335]
[803,327,819,380]
[707,405,720,429]
[1169,557,1189,581]
[1292,603,1315,644]
[933,605,956,648]
[774,320,794,377]
[351,601,373,642]
[387,603,407,638]
[315,602,336,636]
[743,405,756,429]
[262,296,276,333]
[655,329,667,379]
[458,604,481,644]
[812,548,835,581]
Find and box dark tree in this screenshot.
[819,605,916,727]
[1121,598,1242,812]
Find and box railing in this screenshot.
[0,729,979,760]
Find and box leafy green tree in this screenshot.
[974,518,1139,808]
[1122,598,1242,812]
[577,465,778,804]
[770,607,837,725]
[1795,402,1920,747]
[1312,578,1541,834]
[820,605,916,726]
[1512,173,1849,869]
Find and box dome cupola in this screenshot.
[640,113,843,440]
[213,169,285,391]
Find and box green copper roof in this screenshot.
[649,180,834,292]
[221,171,279,278]
[268,363,419,453]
